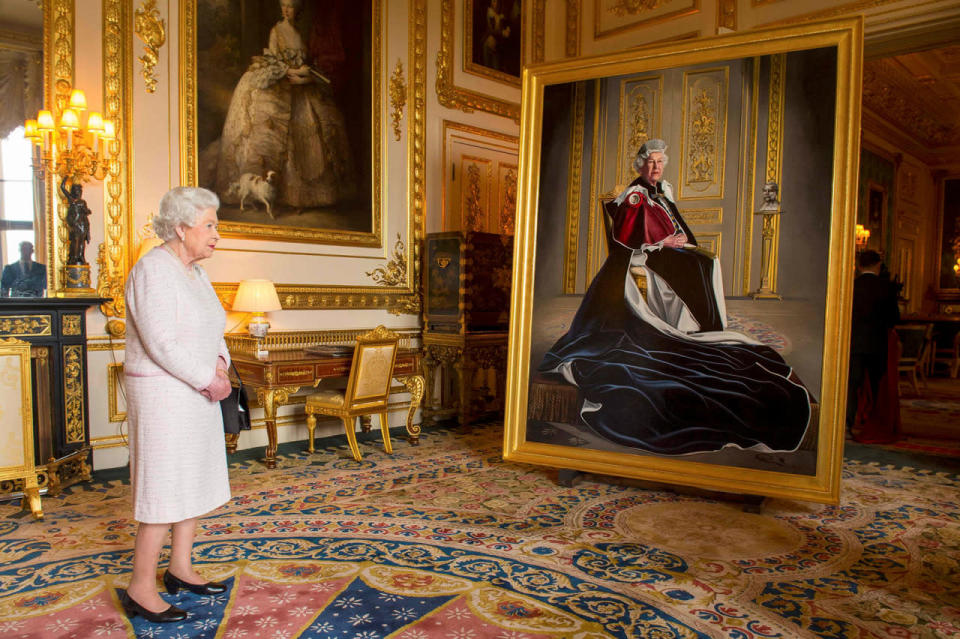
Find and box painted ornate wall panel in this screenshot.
[616,75,662,186]
[679,67,728,201]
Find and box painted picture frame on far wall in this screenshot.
[180,0,381,246]
[504,18,864,504]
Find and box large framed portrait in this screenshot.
[181,0,379,245]
[504,19,863,504]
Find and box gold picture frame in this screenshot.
[180,0,383,247]
[505,18,863,504]
[437,0,520,121]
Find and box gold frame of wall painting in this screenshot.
[505,18,863,504]
[463,0,522,87]
[437,0,520,121]
[180,0,383,247]
[180,0,426,313]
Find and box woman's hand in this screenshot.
[662,233,687,248]
[201,369,232,402]
[286,66,312,84]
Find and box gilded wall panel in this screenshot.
[0,316,52,338]
[679,67,728,201]
[498,164,518,235]
[461,156,493,232]
[107,363,126,423]
[594,0,700,40]
[695,231,721,257]
[680,207,722,225]
[617,75,662,186]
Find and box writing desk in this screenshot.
[228,348,424,468]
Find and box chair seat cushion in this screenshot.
[306,389,345,408]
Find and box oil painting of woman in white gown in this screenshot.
[197,0,366,230]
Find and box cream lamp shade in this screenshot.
[233,279,282,313]
[233,279,282,341]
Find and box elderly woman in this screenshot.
[121,186,231,622]
[540,140,811,456]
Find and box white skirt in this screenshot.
[126,373,231,523]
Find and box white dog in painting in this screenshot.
[227,170,277,218]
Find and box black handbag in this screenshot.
[220,362,251,434]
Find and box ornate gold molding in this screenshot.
[718,0,737,31]
[565,0,581,58]
[134,0,165,94]
[564,82,586,294]
[99,0,133,321]
[107,362,126,422]
[532,0,546,63]
[389,59,406,142]
[764,54,786,295]
[595,0,700,40]
[0,316,52,337]
[62,345,85,444]
[46,0,75,295]
[680,67,728,201]
[366,234,408,286]
[464,162,485,231]
[61,314,81,336]
[436,0,520,122]
[500,166,517,235]
[406,0,427,315]
[610,0,668,14]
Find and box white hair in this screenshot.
[153,187,220,241]
[633,138,669,174]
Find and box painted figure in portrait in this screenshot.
[196,0,370,233]
[472,0,522,78]
[538,139,811,458]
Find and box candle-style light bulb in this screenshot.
[68,89,87,112]
[87,112,104,153]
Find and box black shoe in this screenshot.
[163,570,227,595]
[120,590,187,623]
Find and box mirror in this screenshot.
[0,2,45,298]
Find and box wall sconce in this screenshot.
[232,280,282,357]
[854,224,871,251]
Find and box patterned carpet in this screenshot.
[2,423,959,638]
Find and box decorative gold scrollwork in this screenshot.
[134,0,166,94]
[688,89,717,184]
[0,316,52,337]
[500,168,517,236]
[389,59,406,142]
[610,0,667,16]
[62,345,85,443]
[61,314,81,336]
[465,164,484,231]
[366,234,408,287]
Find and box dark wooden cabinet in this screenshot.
[422,232,512,425]
[0,298,105,496]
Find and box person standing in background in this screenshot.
[847,249,901,437]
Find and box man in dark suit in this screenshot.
[847,250,900,434]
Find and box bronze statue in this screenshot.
[60,177,91,265]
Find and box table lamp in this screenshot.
[232,279,282,340]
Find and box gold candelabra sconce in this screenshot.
[24,89,119,185]
[23,88,120,294]
[854,224,871,253]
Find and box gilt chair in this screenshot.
[895,323,933,395]
[304,325,400,461]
